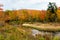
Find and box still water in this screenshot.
[32,29,60,37]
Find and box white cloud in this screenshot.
[0,0,60,10]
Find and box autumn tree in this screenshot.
[5,10,20,25]
[5,10,12,20]
[22,10,28,22]
[57,9,60,22]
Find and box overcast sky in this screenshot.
[0,0,60,10]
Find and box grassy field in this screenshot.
[0,24,38,40]
[0,23,60,40]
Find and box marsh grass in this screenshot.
[0,24,60,40]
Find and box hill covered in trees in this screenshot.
[0,8,60,24]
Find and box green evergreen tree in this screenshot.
[46,2,57,22]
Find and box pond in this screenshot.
[31,29,60,37]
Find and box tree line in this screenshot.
[0,2,60,25]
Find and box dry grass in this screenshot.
[0,23,60,40]
[23,23,60,32]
